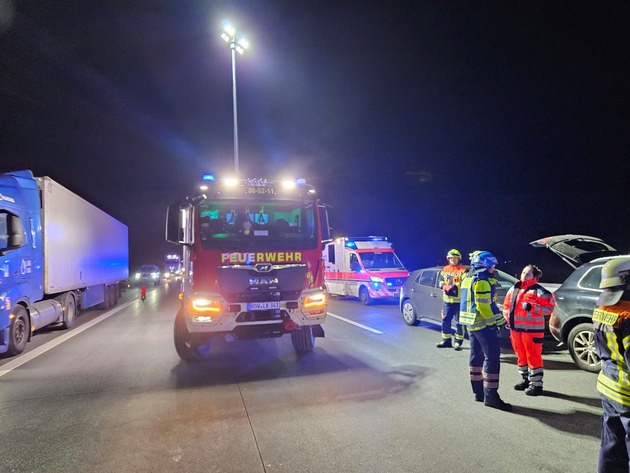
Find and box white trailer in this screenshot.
[39,176,129,310]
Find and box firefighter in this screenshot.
[593,257,630,473]
[502,264,555,396]
[459,251,511,411]
[436,249,468,350]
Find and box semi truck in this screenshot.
[0,170,129,357]
[165,176,331,361]
[323,236,409,305]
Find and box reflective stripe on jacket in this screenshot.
[459,271,501,331]
[594,301,630,406]
[439,264,468,303]
[502,279,555,332]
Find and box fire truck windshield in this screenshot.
[198,199,318,251]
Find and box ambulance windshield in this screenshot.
[198,199,318,251]
[359,251,406,270]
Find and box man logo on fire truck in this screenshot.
[166,176,331,362]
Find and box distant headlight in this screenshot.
[135,273,141,279]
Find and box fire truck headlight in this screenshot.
[301,291,327,317]
[189,297,223,322]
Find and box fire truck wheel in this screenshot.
[61,293,77,329]
[173,309,212,361]
[291,325,315,353]
[359,286,373,306]
[401,299,420,326]
[7,305,30,356]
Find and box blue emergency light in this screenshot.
[202,174,215,181]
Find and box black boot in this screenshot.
[525,385,543,396]
[514,377,530,391]
[484,391,512,411]
[436,339,452,348]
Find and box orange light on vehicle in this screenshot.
[190,298,222,313]
[302,293,326,308]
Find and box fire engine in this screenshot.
[323,236,409,305]
[165,176,331,361]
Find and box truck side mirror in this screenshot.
[165,202,194,245]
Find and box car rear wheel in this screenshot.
[401,299,419,326]
[567,322,601,373]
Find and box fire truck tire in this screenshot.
[291,325,315,353]
[359,286,373,306]
[7,305,30,356]
[401,299,420,326]
[60,293,77,330]
[173,309,212,361]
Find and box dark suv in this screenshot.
[531,235,625,372]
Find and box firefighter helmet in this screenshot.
[471,251,498,270]
[447,249,462,259]
[596,257,630,306]
[469,250,481,262]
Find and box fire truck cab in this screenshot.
[323,236,409,305]
[165,176,331,361]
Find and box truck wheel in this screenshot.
[291,325,315,353]
[173,309,212,361]
[61,293,77,329]
[359,286,373,306]
[7,305,30,356]
[568,322,601,373]
[401,299,419,326]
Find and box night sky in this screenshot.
[1,1,628,282]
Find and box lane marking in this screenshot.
[327,312,383,334]
[0,298,138,378]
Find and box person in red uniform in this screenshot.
[502,264,555,396]
[140,283,147,301]
[436,249,469,350]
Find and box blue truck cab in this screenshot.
[0,170,44,356]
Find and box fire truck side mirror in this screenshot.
[165,202,194,245]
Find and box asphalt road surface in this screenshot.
[0,285,602,473]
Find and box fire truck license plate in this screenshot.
[247,302,281,311]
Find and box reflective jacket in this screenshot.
[459,271,503,331]
[502,279,555,332]
[439,264,468,303]
[594,301,630,406]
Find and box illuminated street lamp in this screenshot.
[221,20,249,177]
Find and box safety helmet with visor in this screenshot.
[596,257,630,306]
[471,251,498,270]
[447,249,462,259]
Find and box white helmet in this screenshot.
[597,257,630,306]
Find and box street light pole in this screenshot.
[221,21,248,177]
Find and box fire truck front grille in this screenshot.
[385,277,406,287]
[217,264,306,303]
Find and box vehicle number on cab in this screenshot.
[247,302,281,311]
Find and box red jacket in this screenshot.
[502,279,555,332]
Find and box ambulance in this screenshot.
[323,236,409,305]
